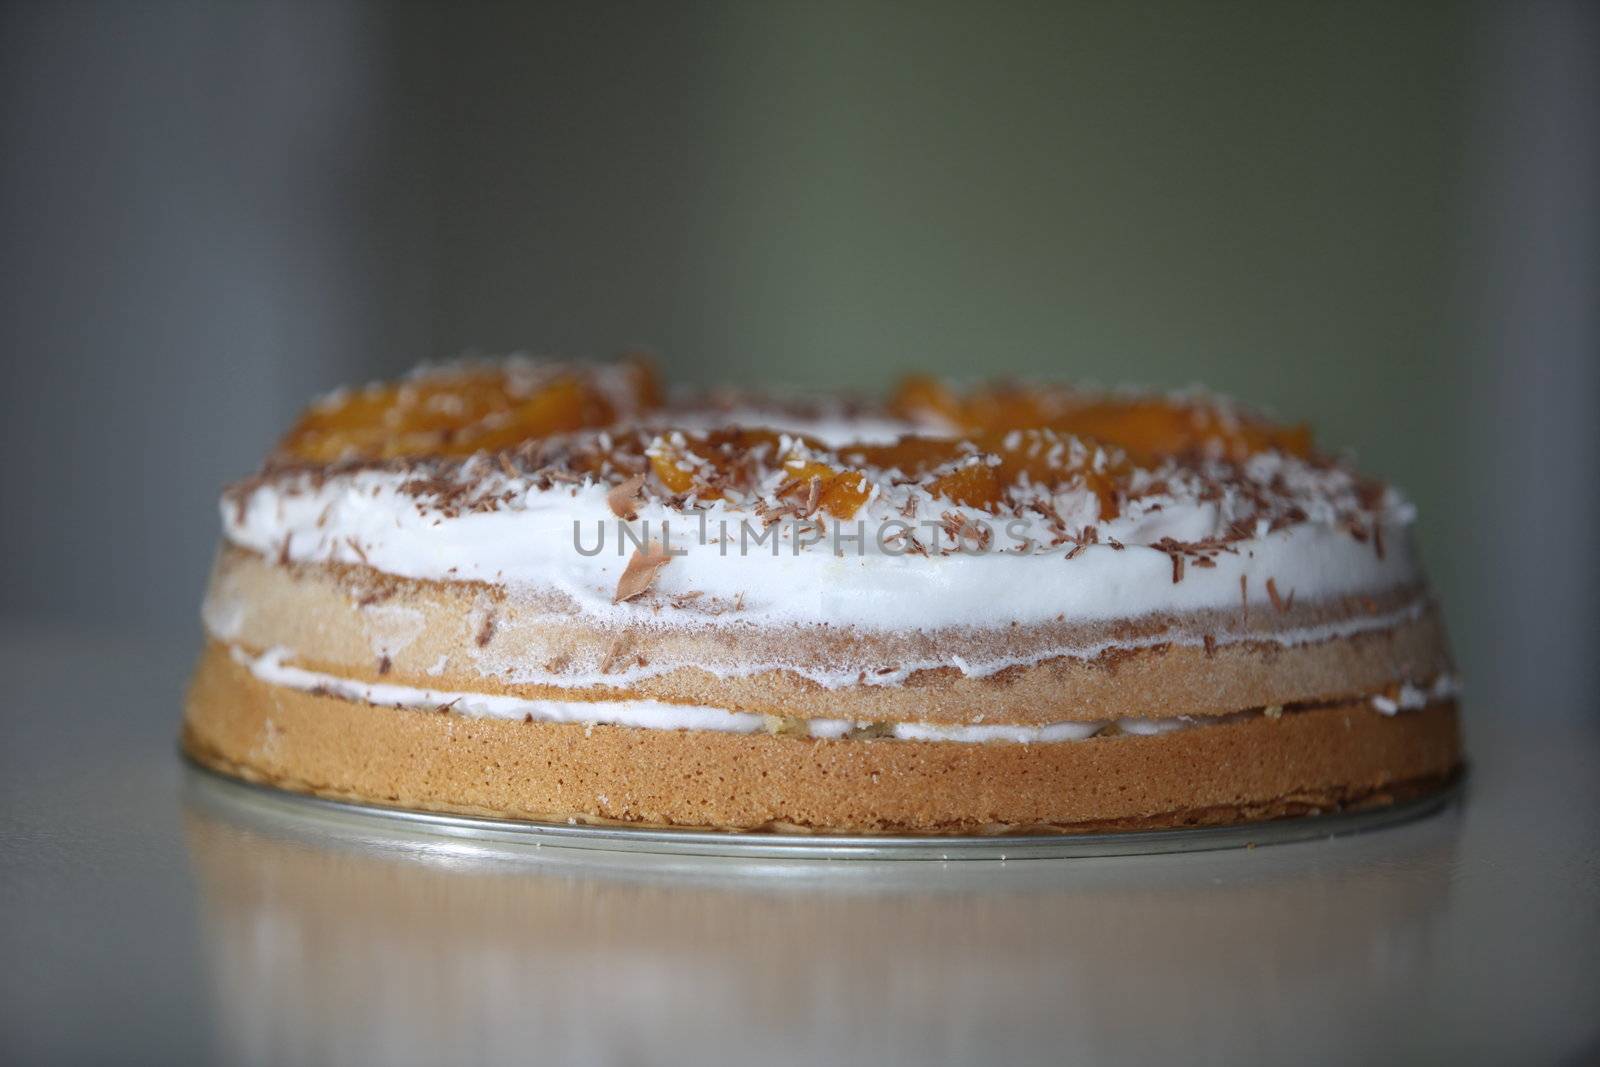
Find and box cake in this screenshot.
[183,355,1461,833]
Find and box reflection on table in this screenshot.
[182,768,1461,1067]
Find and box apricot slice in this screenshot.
[276,356,659,462]
[780,459,873,519]
[1032,399,1310,464]
[844,430,1127,516]
[926,459,1003,510]
[647,434,721,498]
[890,378,1310,463]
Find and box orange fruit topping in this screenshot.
[845,429,1129,517]
[926,460,1003,510]
[276,356,659,462]
[266,359,1305,527]
[646,435,716,498]
[780,459,873,519]
[890,377,1310,464]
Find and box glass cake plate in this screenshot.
[183,757,1461,861]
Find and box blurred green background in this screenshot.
[3,0,1594,724]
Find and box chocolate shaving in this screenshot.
[474,613,497,647]
[1265,577,1294,613]
[599,634,629,673]
[1269,505,1309,532]
[803,477,822,519]
[1063,525,1099,560]
[1226,518,1257,542]
[606,474,646,520]
[1149,537,1191,583]
[1203,633,1217,657]
[1028,497,1066,532]
[613,542,673,603]
[377,654,391,675]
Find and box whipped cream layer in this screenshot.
[224,452,1418,632]
[234,645,1449,743]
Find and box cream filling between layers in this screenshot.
[231,645,1451,744]
[200,559,1438,691]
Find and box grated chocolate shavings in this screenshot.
[940,511,992,552]
[230,382,1412,608]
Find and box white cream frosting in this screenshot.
[231,645,1450,743]
[222,457,1419,633]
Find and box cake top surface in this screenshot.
[220,355,1420,631]
[251,354,1399,533]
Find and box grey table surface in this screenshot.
[2,626,1597,1067]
